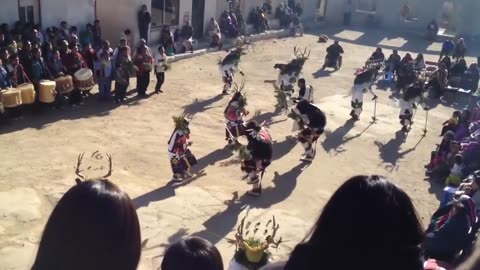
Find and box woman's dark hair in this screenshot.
[285,175,424,270]
[161,237,223,270]
[31,180,141,270]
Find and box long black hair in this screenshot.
[32,180,141,270]
[161,237,224,270]
[285,175,424,270]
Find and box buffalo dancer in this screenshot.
[219,38,252,94]
[224,80,249,145]
[291,100,327,161]
[399,82,428,132]
[351,67,378,120]
[167,114,198,182]
[240,120,273,196]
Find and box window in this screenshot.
[151,0,180,27]
[357,0,376,12]
[18,0,38,24]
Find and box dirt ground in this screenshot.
[0,27,478,270]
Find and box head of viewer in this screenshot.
[284,175,424,270]
[31,179,141,270]
[161,236,223,270]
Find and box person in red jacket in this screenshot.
[133,45,153,97]
[64,43,86,104]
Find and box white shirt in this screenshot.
[96,47,114,59]
[351,82,374,103]
[155,53,167,73]
[220,63,237,77]
[450,163,464,176]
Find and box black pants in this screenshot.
[155,72,165,91]
[140,28,149,43]
[115,82,128,102]
[136,72,150,95]
[426,79,442,98]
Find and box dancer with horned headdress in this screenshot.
[219,37,253,94]
[273,46,310,104]
[399,81,429,132]
[225,79,249,145]
[350,64,379,120]
[239,120,273,196]
[290,100,327,162]
[167,114,197,182]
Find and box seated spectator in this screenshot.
[441,111,461,136]
[222,17,239,39]
[206,18,222,49]
[427,140,460,181]
[42,42,54,63]
[426,131,456,170]
[59,21,69,41]
[6,54,30,87]
[0,58,12,89]
[160,26,172,46]
[0,48,9,65]
[445,154,465,187]
[31,180,141,270]
[30,47,52,84]
[464,63,480,92]
[454,110,471,142]
[268,175,424,270]
[453,38,467,60]
[164,37,175,56]
[457,171,480,207]
[220,11,231,33]
[289,14,303,36]
[229,10,239,30]
[385,50,401,74]
[181,21,194,41]
[48,50,67,78]
[413,53,426,70]
[426,62,448,98]
[370,47,385,62]
[450,58,467,78]
[424,195,477,262]
[249,7,269,33]
[162,237,223,270]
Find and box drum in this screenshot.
[39,80,56,103]
[55,75,74,94]
[74,68,95,91]
[17,83,35,104]
[0,89,22,108]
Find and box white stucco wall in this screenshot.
[40,0,95,28]
[204,0,217,34]
[0,0,20,25]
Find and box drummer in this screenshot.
[47,50,67,79]
[64,44,87,104]
[6,54,30,87]
[31,47,52,101]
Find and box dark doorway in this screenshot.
[191,0,205,39]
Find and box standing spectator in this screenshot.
[344,0,354,26]
[96,40,113,59]
[288,0,296,10]
[59,21,69,41]
[426,19,439,41]
[122,29,134,48]
[275,175,424,270]
[113,38,131,64]
[453,38,467,60]
[114,46,131,103]
[439,39,455,62]
[93,20,102,49]
[154,46,167,94]
[138,5,151,43]
[206,18,222,49]
[133,45,152,97]
[80,23,94,48]
[81,43,97,72]
[263,0,273,15]
[97,50,113,101]
[0,58,11,89]
[295,3,303,17]
[30,180,141,270]
[18,40,33,78]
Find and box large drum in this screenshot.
[39,80,56,103]
[1,89,23,108]
[55,75,74,94]
[17,83,35,104]
[74,68,95,91]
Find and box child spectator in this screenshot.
[445,154,465,187]
[161,237,223,270]
[441,111,461,136]
[97,51,113,101]
[154,46,166,94]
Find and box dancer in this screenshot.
[224,80,249,145]
[167,114,197,182]
[240,120,273,196]
[219,38,252,94]
[274,47,310,100]
[399,82,428,132]
[350,67,378,120]
[295,78,314,103]
[291,100,327,161]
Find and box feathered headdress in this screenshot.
[172,113,191,133]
